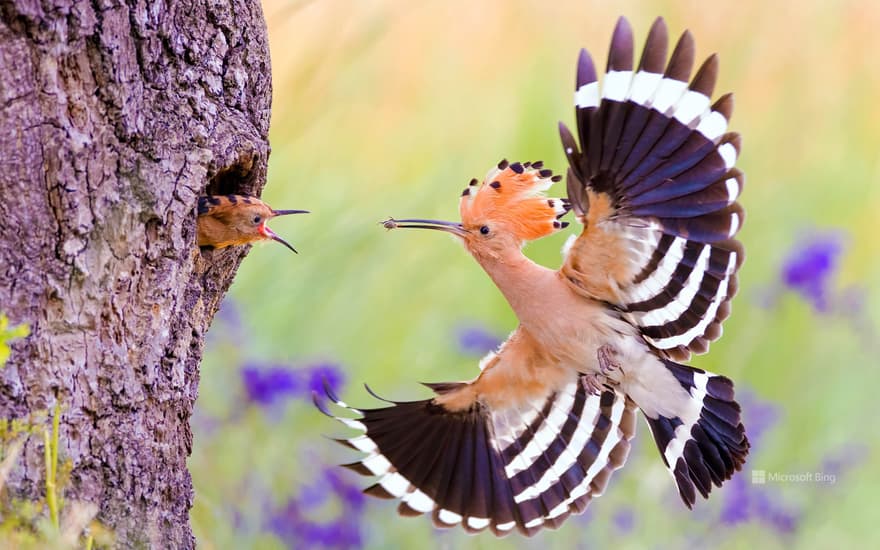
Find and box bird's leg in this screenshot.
[597,344,621,376]
[581,344,621,396]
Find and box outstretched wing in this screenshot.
[558,17,744,361]
[318,326,637,536]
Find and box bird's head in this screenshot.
[197,195,308,253]
[385,160,570,260]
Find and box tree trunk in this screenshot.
[0,1,271,546]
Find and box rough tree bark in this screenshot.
[0,1,272,546]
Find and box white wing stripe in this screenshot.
[647,253,736,348]
[628,71,663,105]
[626,236,687,303]
[696,110,728,141]
[361,453,392,476]
[718,142,737,169]
[547,392,628,510]
[575,81,600,108]
[403,488,435,513]
[652,78,688,113]
[628,244,710,326]
[673,90,711,125]
[725,177,740,201]
[437,509,462,525]
[504,385,577,477]
[512,393,601,503]
[378,472,410,497]
[602,70,633,101]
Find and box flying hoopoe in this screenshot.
[318,16,748,536]
[196,195,308,253]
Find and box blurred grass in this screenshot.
[191,1,880,548]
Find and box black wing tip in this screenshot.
[689,53,719,96]
[364,483,396,500]
[312,390,335,417]
[639,16,669,72]
[341,461,374,477]
[420,381,467,395]
[666,29,696,80]
[364,383,397,404]
[322,376,343,404]
[607,16,635,71]
[612,15,633,38]
[576,48,597,87]
[325,436,357,451]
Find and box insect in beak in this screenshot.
[382,217,468,237]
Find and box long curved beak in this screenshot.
[261,226,298,254]
[382,217,467,237]
[263,210,308,253]
[272,209,310,216]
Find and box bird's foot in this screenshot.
[597,344,621,376]
[581,373,606,396]
[581,345,622,396]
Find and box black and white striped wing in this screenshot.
[318,376,637,537]
[559,17,744,361]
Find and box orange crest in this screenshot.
[459,160,570,241]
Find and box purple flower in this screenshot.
[268,468,365,549]
[719,475,751,526]
[241,362,346,409]
[738,390,781,451]
[456,324,502,356]
[611,506,635,533]
[307,363,346,397]
[780,231,845,312]
[325,468,366,512]
[720,389,781,526]
[754,491,800,534]
[241,364,301,406]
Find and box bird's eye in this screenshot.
[480,225,490,235]
[253,215,262,224]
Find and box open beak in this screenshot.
[382,217,468,237]
[259,223,300,254]
[260,210,308,253]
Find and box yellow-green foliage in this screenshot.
[0,314,28,367]
[0,404,110,549]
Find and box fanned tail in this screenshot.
[643,360,749,507]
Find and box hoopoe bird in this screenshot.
[196,195,308,253]
[318,17,748,536]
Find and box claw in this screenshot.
[580,373,605,396]
[597,344,621,376]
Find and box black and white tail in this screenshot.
[643,360,749,507]
[559,16,745,362]
[317,376,637,537]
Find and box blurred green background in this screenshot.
[190,1,880,548]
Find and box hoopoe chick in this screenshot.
[197,195,308,253]
[320,16,748,537]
